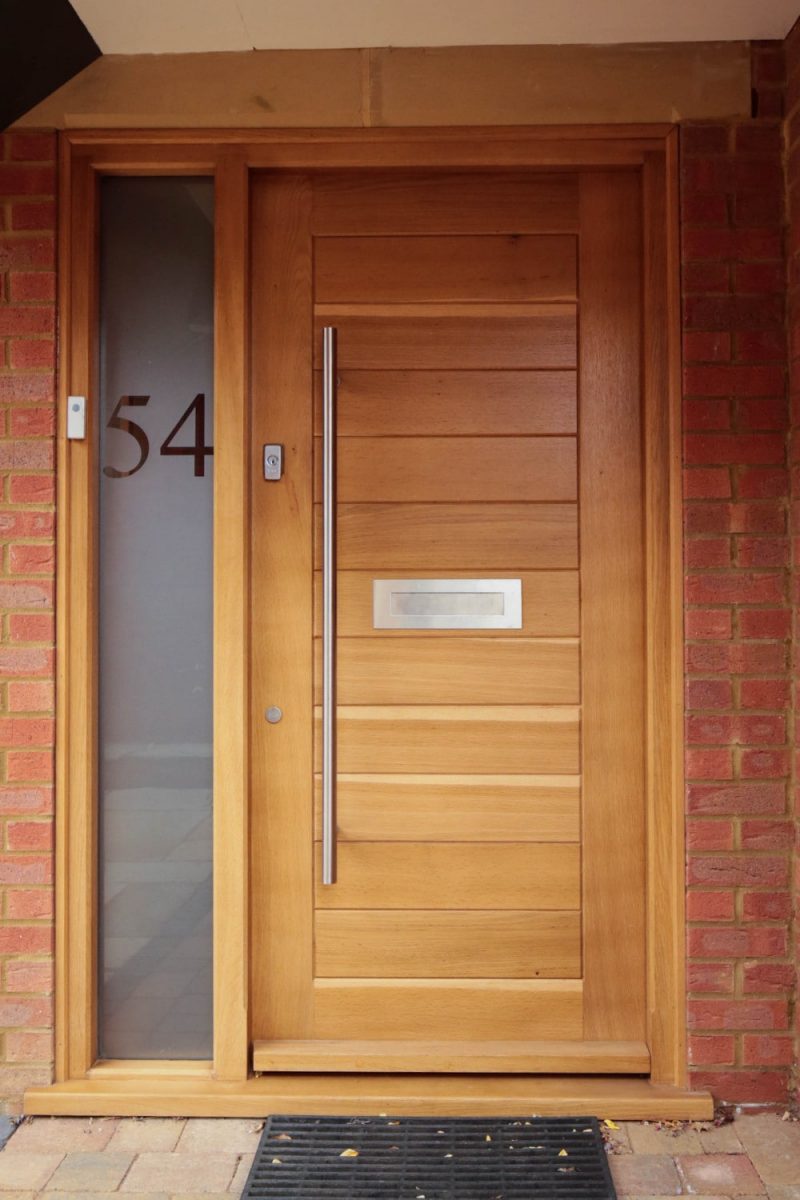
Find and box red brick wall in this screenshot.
[0,69,797,1111]
[681,40,796,1103]
[785,19,800,1109]
[0,130,56,1112]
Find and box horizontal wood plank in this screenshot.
[253,1038,649,1074]
[314,235,577,302]
[313,774,581,842]
[314,571,580,637]
[313,370,577,436]
[314,638,580,704]
[314,436,577,502]
[318,705,580,773]
[325,504,578,570]
[311,978,583,1040]
[312,311,577,369]
[314,843,580,909]
[312,171,580,235]
[314,910,581,976]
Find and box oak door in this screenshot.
[250,169,648,1074]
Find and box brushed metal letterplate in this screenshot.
[373,579,522,630]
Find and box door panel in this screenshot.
[312,310,577,369]
[314,234,578,301]
[250,168,647,1073]
[312,370,577,436]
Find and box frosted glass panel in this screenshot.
[99,178,213,1059]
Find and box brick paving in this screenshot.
[0,1113,796,1198]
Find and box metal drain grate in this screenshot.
[242,1115,617,1200]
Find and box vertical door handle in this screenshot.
[322,327,337,885]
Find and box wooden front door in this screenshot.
[250,168,649,1076]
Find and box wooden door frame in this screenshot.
[31,124,703,1117]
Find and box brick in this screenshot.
[736,331,787,363]
[688,925,787,957]
[683,261,731,294]
[9,474,55,504]
[736,535,789,566]
[684,294,783,330]
[684,433,786,465]
[687,959,735,989]
[735,262,785,293]
[8,613,55,643]
[5,957,54,991]
[8,544,54,574]
[10,201,56,230]
[6,822,53,851]
[684,397,731,431]
[686,750,734,782]
[686,816,734,846]
[121,1153,238,1193]
[681,124,732,156]
[687,855,788,888]
[608,1155,681,1197]
[685,678,733,709]
[688,997,788,1030]
[684,331,732,362]
[177,1119,263,1154]
[683,469,732,499]
[677,1153,765,1194]
[0,1153,62,1190]
[738,608,791,638]
[47,1152,134,1192]
[5,749,53,783]
[0,582,53,609]
[684,365,785,397]
[739,818,792,849]
[0,375,54,404]
[688,1034,735,1065]
[742,962,796,992]
[0,787,52,814]
[686,609,732,639]
[0,236,54,271]
[743,890,792,921]
[686,571,784,605]
[5,1030,52,1062]
[739,678,790,708]
[8,132,56,162]
[736,395,787,431]
[8,340,55,370]
[5,889,53,920]
[739,747,790,778]
[0,307,54,337]
[742,1034,795,1065]
[0,164,55,194]
[685,537,731,567]
[107,1117,186,1152]
[9,406,55,437]
[0,718,54,746]
[687,893,736,924]
[7,682,55,712]
[687,1069,790,1103]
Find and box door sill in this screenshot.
[253,1039,650,1074]
[26,1073,712,1119]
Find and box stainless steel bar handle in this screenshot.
[322,327,337,885]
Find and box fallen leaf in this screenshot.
[340,1148,359,1158]
[444,1153,453,1158]
[273,1133,293,1141]
[558,1148,568,1157]
[485,1134,492,1142]
[603,1119,620,1130]
[270,1157,282,1165]
[558,1166,576,1174]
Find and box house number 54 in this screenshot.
[102,393,213,478]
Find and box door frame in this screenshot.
[31,125,702,1117]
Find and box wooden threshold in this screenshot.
[26,1073,712,1119]
[253,1040,650,1074]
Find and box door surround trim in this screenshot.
[38,124,692,1115]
